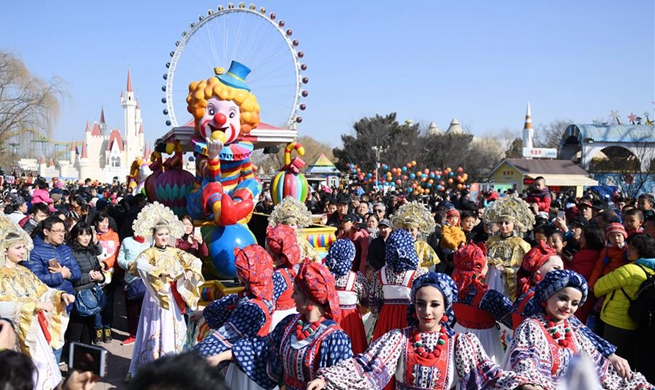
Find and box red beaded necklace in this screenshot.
[412,325,448,359]
[295,316,324,341]
[544,315,573,348]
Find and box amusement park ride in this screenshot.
[141,3,334,293]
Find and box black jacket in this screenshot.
[70,243,103,291]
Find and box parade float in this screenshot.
[142,4,335,301]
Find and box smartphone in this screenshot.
[69,342,107,377]
[194,226,201,236]
[48,258,60,268]
[557,210,566,219]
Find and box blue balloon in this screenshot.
[207,224,257,278]
[449,171,454,177]
[436,175,441,180]
[410,173,416,179]
[429,173,435,179]
[408,188,413,193]
[402,166,407,172]
[427,183,432,187]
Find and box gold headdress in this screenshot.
[0,212,33,266]
[133,202,185,239]
[483,193,535,234]
[268,196,312,228]
[391,201,436,235]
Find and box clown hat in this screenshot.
[216,60,252,91]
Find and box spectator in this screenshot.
[365,213,379,239]
[92,212,120,343]
[19,202,51,235]
[6,195,27,224]
[128,352,228,390]
[623,208,645,237]
[326,196,349,228]
[525,176,551,214]
[371,202,386,220]
[116,232,150,346]
[337,214,369,274]
[637,194,655,220]
[367,218,391,274]
[175,215,209,258]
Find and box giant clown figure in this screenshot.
[186,61,262,226]
[185,61,262,278]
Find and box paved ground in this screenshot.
[63,289,134,390]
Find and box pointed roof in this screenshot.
[306,154,340,174]
[126,69,133,92]
[108,129,124,152]
[100,106,106,124]
[523,102,533,130]
[120,91,124,99]
[81,142,88,158]
[48,158,54,167]
[138,124,144,134]
[91,121,101,136]
[427,121,442,136]
[136,99,140,109]
[39,155,46,164]
[70,141,76,152]
[85,121,90,133]
[446,118,464,134]
[143,144,151,159]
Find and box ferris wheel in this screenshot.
[163,3,308,129]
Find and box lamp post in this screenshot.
[371,145,387,190]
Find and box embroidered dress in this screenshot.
[232,313,353,390]
[317,326,529,390]
[272,267,297,330]
[195,244,275,390]
[508,313,652,390]
[485,235,531,301]
[511,288,617,358]
[128,246,203,376]
[371,266,427,341]
[335,270,370,355]
[267,223,301,331]
[452,287,512,364]
[0,266,68,390]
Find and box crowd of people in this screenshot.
[1,174,655,389]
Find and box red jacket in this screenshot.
[525,187,551,213]
[566,248,600,323]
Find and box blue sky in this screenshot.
[1,0,653,149]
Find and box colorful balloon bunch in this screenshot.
[346,161,469,194]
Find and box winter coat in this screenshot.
[588,245,628,289]
[594,258,655,330]
[525,187,551,213]
[70,243,103,292]
[22,236,81,295]
[96,229,120,269]
[566,248,600,323]
[440,224,466,251]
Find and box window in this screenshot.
[110,156,121,167]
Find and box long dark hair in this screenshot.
[68,221,100,254]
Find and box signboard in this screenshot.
[522,148,557,158]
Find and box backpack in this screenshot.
[625,264,655,327]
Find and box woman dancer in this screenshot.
[508,269,652,389]
[324,238,370,355]
[267,222,302,330]
[206,262,353,390]
[307,272,535,390]
[127,202,204,379]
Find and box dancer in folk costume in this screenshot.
[508,269,653,389]
[206,262,353,390]
[266,222,301,330]
[0,214,75,390]
[391,201,440,270]
[128,202,204,378]
[510,242,631,375]
[194,244,275,390]
[451,242,513,364]
[268,196,320,263]
[324,238,370,355]
[370,229,428,390]
[307,272,536,390]
[483,193,534,301]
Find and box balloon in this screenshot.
[449,171,454,177]
[402,166,407,172]
[411,160,417,166]
[440,181,445,186]
[408,188,413,193]
[428,179,434,184]
[436,175,441,180]
[402,175,408,180]
[406,163,412,168]
[425,189,430,194]
[457,184,463,189]
[271,167,309,205]
[396,179,402,185]
[156,167,195,219]
[457,167,464,173]
[427,183,432,187]
[448,178,453,184]
[410,173,416,179]
[423,168,429,174]
[207,224,257,278]
[429,173,435,179]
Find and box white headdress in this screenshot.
[268,196,312,228]
[133,202,185,239]
[0,212,33,267]
[391,201,436,235]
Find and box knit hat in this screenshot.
[605,222,627,239]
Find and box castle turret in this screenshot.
[38,155,46,177]
[79,141,90,180]
[121,69,140,164]
[69,141,76,164]
[99,106,107,135]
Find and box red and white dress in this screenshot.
[335,270,369,355]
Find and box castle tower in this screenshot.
[69,141,76,165]
[121,69,139,164]
[99,106,107,135]
[522,102,534,150]
[79,141,90,180]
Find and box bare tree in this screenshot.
[533,119,573,148]
[0,51,66,165]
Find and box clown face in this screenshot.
[199,97,241,144]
